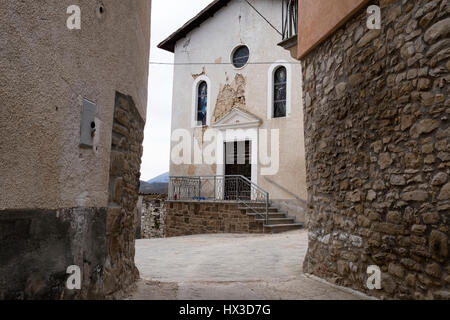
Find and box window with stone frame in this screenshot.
[273,66,287,118]
[197,81,208,126]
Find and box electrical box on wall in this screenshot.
[80,98,97,148]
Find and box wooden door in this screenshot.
[224,141,251,200]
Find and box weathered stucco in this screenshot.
[0,208,108,299]
[0,0,151,210]
[165,201,268,237]
[169,0,307,219]
[213,74,247,122]
[0,0,151,299]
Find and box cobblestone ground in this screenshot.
[127,230,370,300]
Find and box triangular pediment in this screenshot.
[211,108,261,129]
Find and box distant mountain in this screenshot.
[139,172,169,194]
[139,182,168,194]
[147,172,169,184]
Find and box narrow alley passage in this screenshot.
[128,230,369,300]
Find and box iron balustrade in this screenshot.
[282,0,298,41]
[169,175,270,225]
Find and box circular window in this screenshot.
[232,45,249,68]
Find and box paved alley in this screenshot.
[128,230,369,300]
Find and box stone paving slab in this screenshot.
[128,230,368,300]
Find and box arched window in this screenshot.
[197,81,208,126]
[273,66,287,118]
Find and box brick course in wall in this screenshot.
[301,0,449,299]
[165,201,267,237]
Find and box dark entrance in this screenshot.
[224,141,252,200]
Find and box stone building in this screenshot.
[159,0,308,227]
[289,0,449,299]
[0,0,151,299]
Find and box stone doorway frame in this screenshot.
[212,108,261,188]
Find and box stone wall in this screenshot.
[0,208,107,299]
[140,194,167,239]
[165,201,267,237]
[103,92,145,297]
[302,0,449,299]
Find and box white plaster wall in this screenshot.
[0,0,151,210]
[170,0,307,202]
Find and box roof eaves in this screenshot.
[157,0,231,53]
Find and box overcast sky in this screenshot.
[140,0,212,181]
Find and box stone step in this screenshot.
[263,223,304,234]
[239,202,268,207]
[255,217,296,225]
[246,212,287,219]
[238,207,279,212]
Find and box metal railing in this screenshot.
[282,0,298,41]
[168,175,270,224]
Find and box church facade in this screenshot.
[159,0,307,221]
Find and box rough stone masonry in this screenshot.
[301,0,449,299]
[103,92,145,297]
[0,0,151,299]
[140,194,167,239]
[165,201,267,237]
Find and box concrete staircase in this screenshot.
[238,203,303,234]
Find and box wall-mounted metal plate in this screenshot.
[80,98,96,148]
